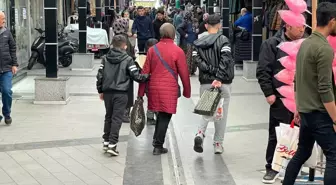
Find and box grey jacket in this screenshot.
[0,27,18,73]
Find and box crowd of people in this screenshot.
[97,2,336,185]
[97,4,234,157]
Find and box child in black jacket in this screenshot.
[96,35,150,156]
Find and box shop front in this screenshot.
[1,0,65,69]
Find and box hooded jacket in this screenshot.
[193,33,235,84]
[96,48,149,93]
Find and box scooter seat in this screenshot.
[58,41,69,47]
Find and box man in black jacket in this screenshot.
[256,24,305,184]
[153,9,166,41]
[131,6,154,53]
[0,11,18,125]
[192,14,235,155]
[96,35,149,156]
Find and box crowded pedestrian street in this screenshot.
[0,62,285,185]
[0,0,334,184]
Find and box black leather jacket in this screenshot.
[193,33,234,84]
[96,48,149,93]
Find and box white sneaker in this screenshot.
[103,142,109,151]
[214,143,224,154]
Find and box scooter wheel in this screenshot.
[61,56,72,67]
[27,52,39,70]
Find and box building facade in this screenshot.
[0,0,66,69]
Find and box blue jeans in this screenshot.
[283,111,336,185]
[0,72,13,118]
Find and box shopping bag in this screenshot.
[272,121,300,174]
[203,98,224,121]
[130,97,146,137]
[194,88,221,116]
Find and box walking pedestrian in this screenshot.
[138,23,191,155]
[110,9,136,123]
[256,16,305,185]
[177,12,198,75]
[192,14,234,155]
[283,2,336,185]
[132,6,154,53]
[153,9,167,41]
[96,35,149,156]
[0,11,18,125]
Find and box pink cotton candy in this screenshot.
[277,85,295,100]
[281,98,296,113]
[293,38,305,48]
[333,66,336,84]
[333,56,336,67]
[277,41,299,57]
[278,10,306,27]
[327,36,336,52]
[275,69,295,85]
[285,0,307,14]
[279,56,296,71]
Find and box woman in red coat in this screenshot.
[138,23,191,155]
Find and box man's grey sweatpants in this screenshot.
[197,84,232,144]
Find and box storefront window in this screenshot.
[14,0,30,67]
[30,0,44,54]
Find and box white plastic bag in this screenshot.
[273,122,319,176]
[202,98,224,122]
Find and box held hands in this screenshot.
[12,66,18,75]
[133,34,137,38]
[266,95,276,105]
[211,80,222,88]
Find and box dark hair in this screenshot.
[157,9,164,15]
[207,14,221,26]
[316,2,336,27]
[112,35,127,48]
[137,6,144,10]
[146,39,158,51]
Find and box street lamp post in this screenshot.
[78,0,87,53]
[44,0,58,78]
[96,0,102,22]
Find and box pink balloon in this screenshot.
[275,69,295,85]
[281,98,296,113]
[277,85,295,100]
[278,10,306,27]
[279,56,296,71]
[327,36,336,52]
[285,0,307,14]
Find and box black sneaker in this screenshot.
[262,169,279,184]
[194,133,204,153]
[153,147,168,155]
[5,117,12,125]
[107,145,119,156]
[102,142,109,151]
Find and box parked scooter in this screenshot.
[27,28,77,70]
